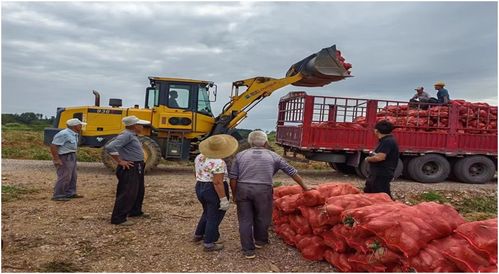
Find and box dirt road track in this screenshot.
[2,159,497,272]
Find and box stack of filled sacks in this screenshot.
[272,183,498,272]
[314,100,497,134]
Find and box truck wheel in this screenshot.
[354,157,370,178]
[453,156,495,184]
[407,154,450,183]
[101,136,162,173]
[355,158,403,180]
[329,163,356,175]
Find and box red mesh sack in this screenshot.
[341,202,409,228]
[322,226,348,253]
[407,242,460,272]
[298,206,330,228]
[324,249,353,272]
[478,265,498,273]
[324,193,393,224]
[347,250,404,272]
[318,182,360,195]
[358,202,465,257]
[275,223,297,246]
[454,218,498,264]
[274,193,303,213]
[432,234,492,272]
[272,208,289,226]
[296,235,327,261]
[288,214,312,235]
[300,190,326,207]
[273,185,303,199]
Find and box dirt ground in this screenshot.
[1,159,497,272]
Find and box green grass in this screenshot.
[1,127,328,169]
[2,185,38,202]
[408,190,497,221]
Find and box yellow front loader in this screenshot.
[44,45,352,171]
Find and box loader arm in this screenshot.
[210,44,352,135]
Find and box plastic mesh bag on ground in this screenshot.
[273,185,303,199]
[275,223,297,246]
[288,213,312,235]
[431,233,493,272]
[296,235,327,261]
[324,249,353,272]
[352,202,465,257]
[454,218,498,264]
[300,183,360,207]
[406,242,460,272]
[274,193,303,213]
[324,193,394,225]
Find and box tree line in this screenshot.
[2,113,55,125]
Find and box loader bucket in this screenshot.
[287,45,352,87]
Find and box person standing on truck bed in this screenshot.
[105,116,151,226]
[364,120,399,198]
[229,130,312,259]
[49,118,87,201]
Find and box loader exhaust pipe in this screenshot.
[92,90,101,106]
[287,45,352,87]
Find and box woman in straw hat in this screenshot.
[192,134,239,252]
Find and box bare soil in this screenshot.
[2,159,497,272]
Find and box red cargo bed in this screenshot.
[276,92,497,156]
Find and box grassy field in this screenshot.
[2,127,101,162]
[1,125,328,169]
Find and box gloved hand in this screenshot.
[219,197,230,211]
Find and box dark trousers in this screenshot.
[236,183,273,251]
[194,181,229,245]
[53,153,77,198]
[111,161,145,224]
[364,173,393,198]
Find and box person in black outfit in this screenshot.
[364,120,399,198]
[105,116,151,226]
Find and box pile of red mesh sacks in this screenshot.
[316,100,497,134]
[272,183,498,272]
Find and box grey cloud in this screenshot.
[2,2,497,130]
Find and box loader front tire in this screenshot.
[101,136,162,173]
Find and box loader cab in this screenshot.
[146,77,216,117]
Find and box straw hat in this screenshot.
[199,134,239,159]
[434,81,445,87]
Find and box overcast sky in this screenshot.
[2,1,497,130]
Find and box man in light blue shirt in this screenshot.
[50,118,86,201]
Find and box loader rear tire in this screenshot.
[101,136,162,173]
[453,156,495,184]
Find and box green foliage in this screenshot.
[2,113,54,127]
[456,195,497,215]
[418,191,448,203]
[273,181,283,188]
[2,185,37,202]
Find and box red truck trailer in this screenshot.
[275,91,497,184]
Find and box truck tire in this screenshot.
[355,158,404,180]
[453,156,495,184]
[329,163,356,175]
[101,136,162,173]
[407,154,450,183]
